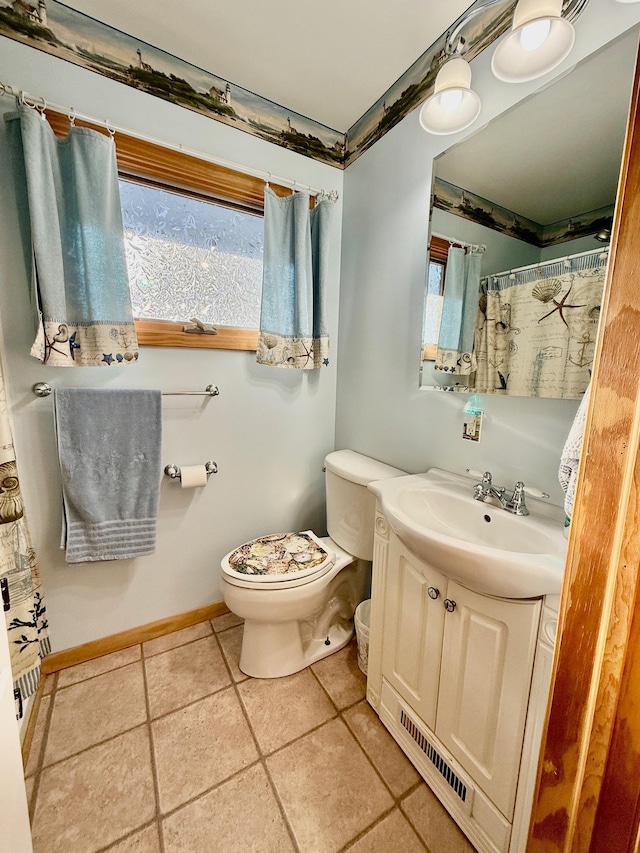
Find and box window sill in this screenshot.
[422,344,437,362]
[135,319,258,351]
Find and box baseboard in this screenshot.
[21,677,45,764]
[41,601,230,674]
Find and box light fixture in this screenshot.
[615,0,640,4]
[419,56,481,135]
[491,0,576,82]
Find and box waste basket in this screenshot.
[354,599,371,675]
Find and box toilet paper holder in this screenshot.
[164,461,218,481]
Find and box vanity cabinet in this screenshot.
[368,511,554,853]
[379,531,446,729]
[436,580,540,819]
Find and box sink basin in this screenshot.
[368,468,567,598]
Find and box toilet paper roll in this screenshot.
[180,465,208,489]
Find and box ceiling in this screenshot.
[434,29,638,225]
[57,0,474,132]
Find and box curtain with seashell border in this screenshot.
[256,189,335,369]
[472,255,606,398]
[0,359,49,715]
[434,246,484,379]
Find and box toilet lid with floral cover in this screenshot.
[223,530,334,583]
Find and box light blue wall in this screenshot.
[336,2,640,505]
[540,235,603,260]
[0,39,344,651]
[430,208,540,280]
[432,210,604,272]
[337,110,581,503]
[0,1,637,652]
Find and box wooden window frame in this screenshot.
[429,234,450,263]
[46,110,295,351]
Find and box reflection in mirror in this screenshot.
[420,29,638,399]
[422,235,449,362]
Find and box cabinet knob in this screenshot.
[444,599,457,612]
[427,587,440,600]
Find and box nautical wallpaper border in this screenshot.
[0,1,592,171]
[0,0,347,165]
[0,0,523,168]
[433,177,615,247]
[344,0,518,165]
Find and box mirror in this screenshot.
[420,29,638,398]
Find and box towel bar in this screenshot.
[164,461,218,480]
[32,382,219,397]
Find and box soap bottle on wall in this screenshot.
[462,396,483,442]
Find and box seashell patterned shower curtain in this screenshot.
[472,253,607,398]
[0,356,49,716]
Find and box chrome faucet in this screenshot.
[473,471,507,505]
[469,470,549,516]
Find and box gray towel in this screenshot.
[54,388,162,562]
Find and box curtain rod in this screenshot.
[482,245,609,281]
[0,81,338,201]
[430,232,486,252]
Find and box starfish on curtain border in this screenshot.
[42,327,69,363]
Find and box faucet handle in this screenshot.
[466,468,491,482]
[520,483,550,500]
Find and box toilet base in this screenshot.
[239,616,354,678]
[221,541,370,679]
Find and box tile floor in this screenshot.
[24,614,477,853]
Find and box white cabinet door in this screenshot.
[381,536,446,730]
[0,624,32,853]
[435,581,541,820]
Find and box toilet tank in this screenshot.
[325,450,406,561]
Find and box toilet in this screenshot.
[220,449,406,678]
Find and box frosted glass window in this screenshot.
[119,179,263,328]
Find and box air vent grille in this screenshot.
[399,709,467,803]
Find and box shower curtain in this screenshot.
[473,252,606,398]
[0,353,49,714]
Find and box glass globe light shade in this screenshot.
[491,0,575,83]
[419,56,481,135]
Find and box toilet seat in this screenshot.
[221,530,336,589]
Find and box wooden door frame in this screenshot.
[529,40,640,852]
